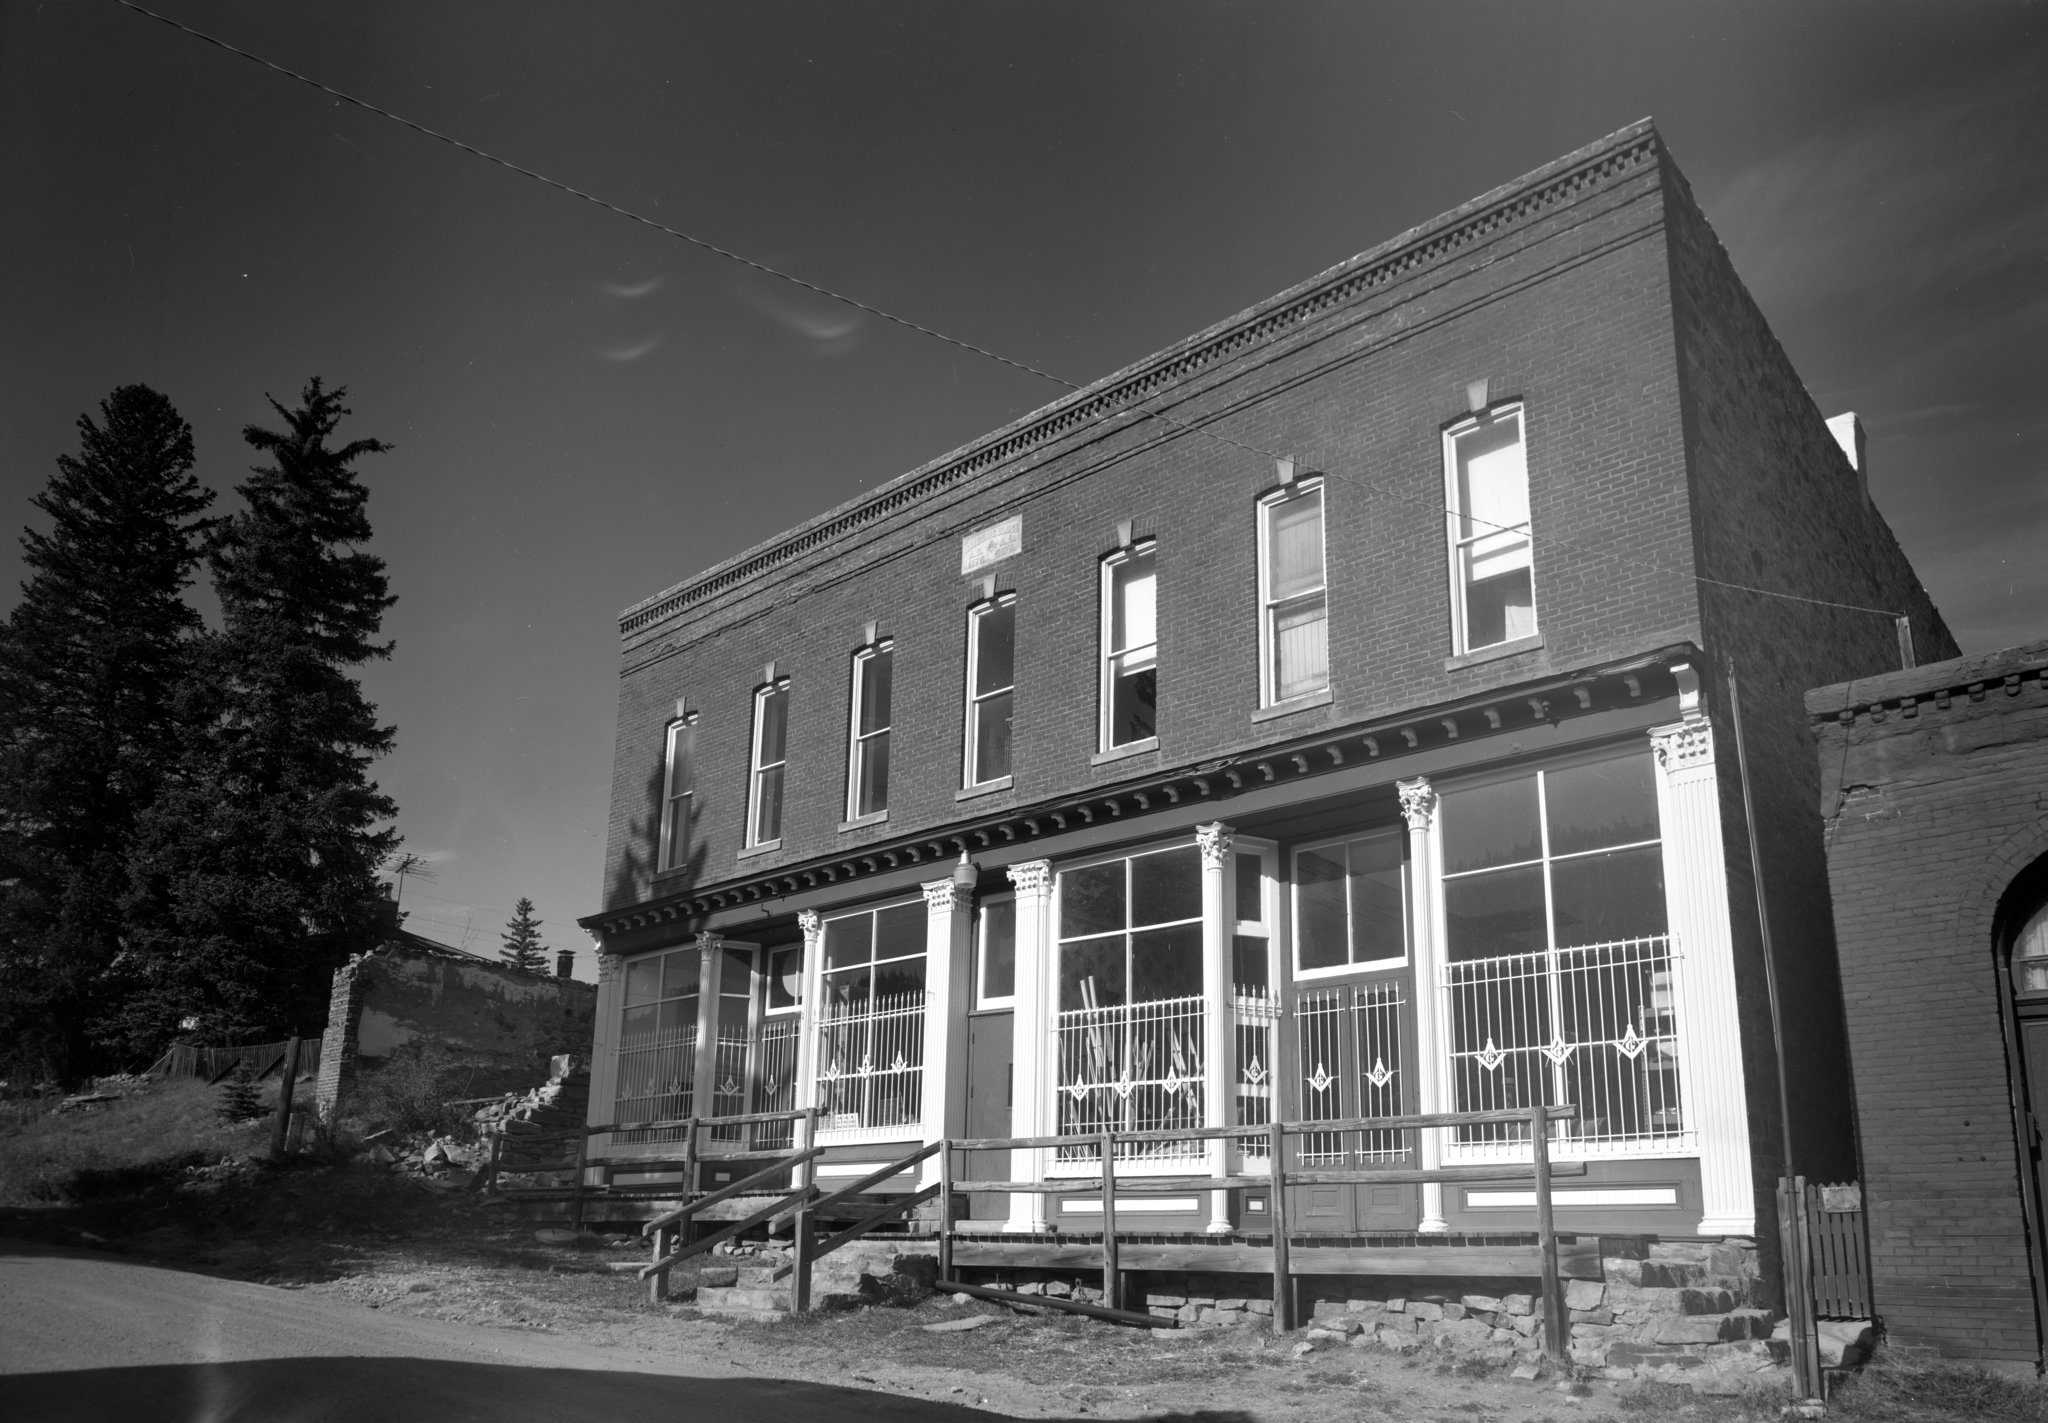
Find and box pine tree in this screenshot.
[0,386,214,1082]
[119,379,399,1052]
[500,898,548,974]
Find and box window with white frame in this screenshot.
[1231,841,1280,1157]
[964,594,1015,787]
[1055,843,1205,1162]
[1437,746,1680,1152]
[2016,901,2048,995]
[1258,481,1328,704]
[1100,544,1157,751]
[746,678,790,847]
[816,900,927,1131]
[1445,404,1535,652]
[977,895,1017,1009]
[614,946,700,1141]
[1293,829,1408,976]
[846,641,893,821]
[658,713,698,872]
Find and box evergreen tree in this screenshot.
[119,379,398,1052]
[499,898,547,974]
[0,386,213,1082]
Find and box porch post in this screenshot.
[1197,822,1235,1234]
[1006,859,1054,1233]
[1399,777,1449,1234]
[794,911,824,1149]
[587,935,622,1153]
[693,932,724,1131]
[920,861,976,1187]
[1650,676,1756,1236]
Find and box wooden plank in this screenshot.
[1268,1119,1292,1332]
[1533,1101,1566,1364]
[948,1162,1584,1194]
[938,1278,1168,1330]
[640,1145,824,1235]
[949,1238,1604,1279]
[1100,1132,1119,1310]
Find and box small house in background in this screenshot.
[1810,639,2048,1373]
[315,927,597,1122]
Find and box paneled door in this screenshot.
[1289,977,1417,1231]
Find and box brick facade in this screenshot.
[1810,641,2048,1366]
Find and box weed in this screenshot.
[1828,1352,2048,1422]
[0,1077,268,1204]
[341,1042,468,1135]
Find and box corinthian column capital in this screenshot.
[1006,859,1053,898]
[1397,776,1437,832]
[1196,822,1234,872]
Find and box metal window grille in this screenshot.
[1054,993,1206,1165]
[1293,981,1407,1165]
[1444,934,1684,1155]
[750,1016,801,1151]
[815,988,926,1131]
[708,1025,752,1142]
[1235,988,1280,1162]
[613,1020,696,1145]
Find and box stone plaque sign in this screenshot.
[960,515,1022,575]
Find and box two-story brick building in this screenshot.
[578,120,1952,1342]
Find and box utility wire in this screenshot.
[119,0,1907,626]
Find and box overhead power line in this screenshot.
[117,0,1907,626]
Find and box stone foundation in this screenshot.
[967,1237,1785,1392]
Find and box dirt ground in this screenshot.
[0,1148,1799,1423]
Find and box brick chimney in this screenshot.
[555,947,575,979]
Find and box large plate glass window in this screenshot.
[816,900,927,1132]
[1054,843,1205,1163]
[1258,481,1328,704]
[746,678,790,847]
[614,946,700,1142]
[1293,829,1408,977]
[846,641,893,820]
[1446,404,1535,652]
[977,895,1017,1009]
[1438,746,1679,1152]
[1100,543,1157,751]
[658,713,698,872]
[964,594,1016,787]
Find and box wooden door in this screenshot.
[1289,978,1417,1231]
[964,1012,1014,1220]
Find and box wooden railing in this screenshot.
[940,1101,1583,1359]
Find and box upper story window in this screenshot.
[965,594,1015,788]
[846,641,893,821]
[1101,543,1158,751]
[1258,481,1328,705]
[746,678,790,847]
[2015,902,2048,995]
[658,712,698,872]
[1294,828,1408,977]
[1446,405,1535,653]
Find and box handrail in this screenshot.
[947,1162,1588,1193]
[641,1186,820,1278]
[640,1144,823,1236]
[798,1140,941,1219]
[948,1104,1577,1153]
[588,1105,812,1136]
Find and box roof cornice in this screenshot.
[618,120,1663,642]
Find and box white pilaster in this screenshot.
[1651,706,1756,1235]
[1400,776,1450,1234]
[1197,822,1235,1233]
[920,873,973,1185]
[1006,859,1055,1232]
[795,911,824,1149]
[588,936,622,1153]
[693,931,723,1130]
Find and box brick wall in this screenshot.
[601,125,1707,911]
[1658,151,1958,1226]
[1809,641,2048,1364]
[314,953,368,1122]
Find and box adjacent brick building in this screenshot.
[1810,640,2048,1370]
[577,120,1952,1350]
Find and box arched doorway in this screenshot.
[1995,852,2048,1363]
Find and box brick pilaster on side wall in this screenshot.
[314,951,374,1122]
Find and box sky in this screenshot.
[3,1,2043,978]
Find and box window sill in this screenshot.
[1252,688,1333,723]
[736,839,782,861]
[837,811,889,834]
[1444,633,1544,671]
[1092,738,1159,766]
[956,776,1013,801]
[1293,958,1410,982]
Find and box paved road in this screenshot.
[0,1238,1000,1422]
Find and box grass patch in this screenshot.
[1830,1352,2048,1422]
[0,1077,273,1204]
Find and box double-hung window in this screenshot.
[1258,481,1328,704]
[657,713,698,872]
[1100,544,1158,752]
[1446,404,1535,652]
[846,641,893,821]
[964,594,1015,788]
[746,677,790,847]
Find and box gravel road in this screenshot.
[0,1237,1007,1422]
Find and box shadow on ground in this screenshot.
[7,1355,1261,1423]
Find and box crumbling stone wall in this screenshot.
[314,953,371,1121]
